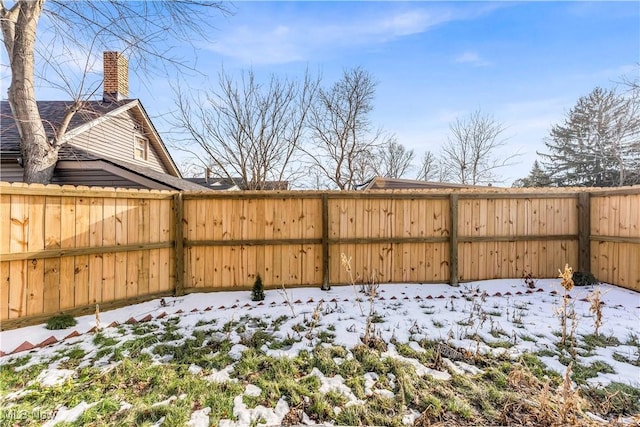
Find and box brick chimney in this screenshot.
[103,51,129,102]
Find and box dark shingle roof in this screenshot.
[185,177,289,190]
[1,100,135,156]
[96,155,211,191]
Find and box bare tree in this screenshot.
[171,69,319,190]
[1,0,228,183]
[305,67,388,190]
[416,150,441,181]
[370,138,414,178]
[440,109,516,185]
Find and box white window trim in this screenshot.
[134,135,149,161]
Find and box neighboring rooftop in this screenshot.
[186,176,289,191]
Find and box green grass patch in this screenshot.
[582,382,640,417]
[580,333,621,350]
[45,314,77,330]
[570,360,615,385]
[93,332,119,347]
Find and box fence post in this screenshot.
[578,192,591,274]
[173,193,185,296]
[449,193,459,287]
[321,194,331,290]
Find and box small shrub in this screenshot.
[251,274,265,301]
[572,271,597,287]
[46,313,77,330]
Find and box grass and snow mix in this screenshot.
[1,278,639,426]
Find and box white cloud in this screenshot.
[205,4,492,65]
[455,51,491,67]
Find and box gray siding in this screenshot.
[67,110,167,174]
[0,161,24,182]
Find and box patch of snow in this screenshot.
[408,341,426,353]
[99,361,122,375]
[152,395,178,407]
[219,395,289,427]
[187,407,211,427]
[382,345,451,381]
[442,358,465,376]
[151,416,165,426]
[36,369,75,387]
[229,344,248,361]
[454,360,485,376]
[244,384,262,397]
[539,355,569,375]
[375,388,395,399]
[402,408,421,425]
[118,401,133,413]
[42,401,97,427]
[3,388,34,401]
[204,365,237,383]
[387,373,396,389]
[301,411,315,425]
[363,372,378,396]
[310,367,362,404]
[188,364,204,375]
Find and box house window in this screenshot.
[134,136,148,160]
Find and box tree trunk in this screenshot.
[2,0,57,184]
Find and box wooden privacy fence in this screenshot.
[1,182,639,328]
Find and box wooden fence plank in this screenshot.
[59,197,76,310]
[449,194,459,286]
[125,199,139,299]
[43,197,61,315]
[322,194,330,290]
[1,194,11,319]
[74,196,90,307]
[9,195,27,318]
[1,262,9,321]
[88,197,103,305]
[578,193,591,273]
[159,199,172,292]
[102,198,116,303]
[137,199,151,296]
[148,199,160,294]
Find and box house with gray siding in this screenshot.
[0,52,207,191]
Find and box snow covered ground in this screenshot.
[1,278,639,425]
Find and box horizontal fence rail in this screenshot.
[1,182,638,329]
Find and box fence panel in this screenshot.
[591,191,640,291]
[182,195,323,290]
[0,183,176,325]
[457,196,579,282]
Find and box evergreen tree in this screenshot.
[539,87,640,187]
[513,160,552,187]
[251,274,265,301]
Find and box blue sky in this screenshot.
[7,1,640,185]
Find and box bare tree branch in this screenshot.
[170,68,320,190]
[1,0,230,183]
[440,109,518,185]
[305,67,387,190]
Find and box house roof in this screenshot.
[185,177,289,191]
[57,149,211,191]
[0,99,181,177]
[361,177,492,190]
